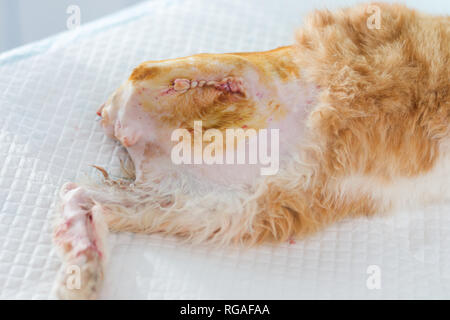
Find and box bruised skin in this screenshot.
[53,183,108,300]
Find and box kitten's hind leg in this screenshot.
[84,179,259,246]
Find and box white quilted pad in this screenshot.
[1,0,449,299]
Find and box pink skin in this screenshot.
[96,103,105,117]
[161,88,175,96]
[54,183,104,259]
[53,182,108,299]
[99,76,318,186]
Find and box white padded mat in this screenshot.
[1,0,450,299]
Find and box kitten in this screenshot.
[52,3,450,299]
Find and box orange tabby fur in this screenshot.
[254,2,450,242]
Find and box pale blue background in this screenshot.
[0,0,142,52]
[0,0,449,53]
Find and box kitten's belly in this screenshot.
[177,108,311,186]
[174,82,318,186]
[103,80,318,187]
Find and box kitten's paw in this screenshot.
[53,185,108,300]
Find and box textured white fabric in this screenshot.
[0,0,449,299]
